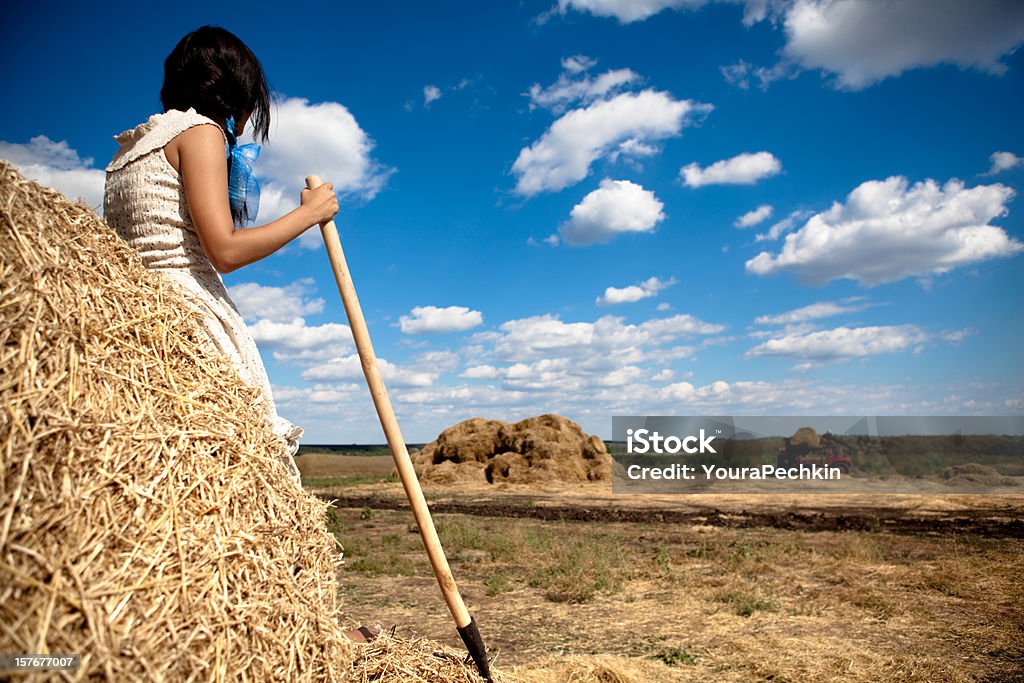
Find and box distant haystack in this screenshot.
[0,161,355,679]
[789,427,821,449]
[413,414,611,485]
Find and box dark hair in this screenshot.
[160,26,271,142]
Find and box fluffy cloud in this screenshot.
[986,151,1023,175]
[555,0,707,23]
[395,384,531,408]
[681,151,781,188]
[228,278,325,323]
[423,85,442,106]
[513,91,711,196]
[303,354,438,387]
[746,176,1022,285]
[461,365,501,379]
[456,310,723,394]
[597,276,677,306]
[489,312,724,363]
[415,350,462,373]
[556,1,1024,91]
[0,136,105,211]
[247,318,354,362]
[225,278,352,362]
[528,56,641,112]
[399,306,484,334]
[557,179,665,246]
[747,324,931,361]
[735,204,774,228]
[775,0,1024,90]
[754,299,869,326]
[754,209,812,242]
[940,328,978,345]
[252,96,392,227]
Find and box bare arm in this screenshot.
[172,124,339,274]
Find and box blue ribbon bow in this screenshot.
[225,117,261,227]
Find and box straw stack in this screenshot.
[0,161,356,680]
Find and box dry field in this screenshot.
[299,452,1023,682]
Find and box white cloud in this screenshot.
[774,0,1024,90]
[560,1,1024,92]
[558,179,665,246]
[513,90,711,196]
[225,278,353,363]
[461,365,501,379]
[681,151,781,188]
[746,325,931,361]
[986,151,1023,175]
[528,56,641,112]
[395,384,531,408]
[399,306,484,334]
[303,354,438,387]
[640,314,726,341]
[563,55,597,73]
[253,96,392,226]
[0,136,105,211]
[489,312,724,364]
[735,204,774,228]
[754,209,811,242]
[423,85,442,106]
[490,315,594,359]
[556,0,708,23]
[228,278,325,323]
[655,377,858,412]
[940,327,978,345]
[247,318,354,362]
[610,139,658,162]
[746,176,1022,285]
[754,299,869,326]
[273,383,362,406]
[597,276,677,305]
[416,350,461,373]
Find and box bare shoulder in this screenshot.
[165,123,226,173]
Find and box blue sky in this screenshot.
[2,0,1023,442]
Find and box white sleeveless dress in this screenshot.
[103,108,303,474]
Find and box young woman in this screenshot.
[103,26,337,477]
[104,25,380,644]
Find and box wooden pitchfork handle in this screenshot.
[305,176,492,682]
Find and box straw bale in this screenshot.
[0,161,357,680]
[940,463,1019,487]
[413,415,611,486]
[789,427,820,448]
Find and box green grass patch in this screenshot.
[652,648,696,667]
[528,535,625,603]
[483,575,515,596]
[715,588,778,617]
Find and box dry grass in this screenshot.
[331,505,1023,682]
